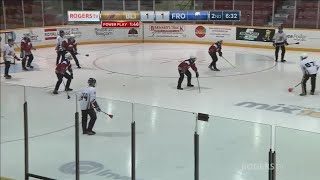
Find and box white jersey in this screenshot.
[56,35,66,51]
[300,58,319,75]
[78,86,97,110]
[273,31,287,44]
[2,44,15,62]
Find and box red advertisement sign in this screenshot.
[101,21,140,28]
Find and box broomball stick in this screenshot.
[101,110,114,118]
[288,82,301,92]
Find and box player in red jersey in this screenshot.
[20,34,36,70]
[177,56,199,90]
[66,34,81,68]
[53,52,73,94]
[208,40,223,71]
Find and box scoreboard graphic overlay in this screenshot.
[67,10,241,28]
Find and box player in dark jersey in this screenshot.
[177,56,199,90]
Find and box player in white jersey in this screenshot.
[273,26,288,62]
[55,30,67,65]
[78,78,101,135]
[2,39,20,79]
[300,53,319,96]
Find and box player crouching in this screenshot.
[79,78,101,135]
[300,53,319,96]
[177,56,199,90]
[53,52,73,94]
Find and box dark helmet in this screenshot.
[59,30,64,34]
[88,78,96,87]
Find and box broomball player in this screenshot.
[2,39,21,79]
[66,34,81,68]
[273,26,288,62]
[208,40,223,71]
[20,34,36,70]
[55,30,67,65]
[78,78,101,135]
[300,53,319,96]
[53,52,73,94]
[177,56,199,90]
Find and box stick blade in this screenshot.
[109,114,114,118]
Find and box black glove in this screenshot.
[96,107,101,112]
[218,52,222,57]
[196,71,199,78]
[70,73,74,79]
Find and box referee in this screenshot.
[273,26,288,62]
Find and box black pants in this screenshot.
[209,53,218,69]
[56,50,66,65]
[68,50,80,67]
[22,54,34,68]
[54,72,72,91]
[177,69,192,88]
[275,44,286,61]
[82,108,97,133]
[302,74,317,94]
[4,61,10,76]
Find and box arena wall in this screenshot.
[1,23,319,52]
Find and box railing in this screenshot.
[1,83,320,180]
[1,0,319,30]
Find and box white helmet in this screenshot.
[190,56,196,60]
[65,53,73,60]
[300,53,308,60]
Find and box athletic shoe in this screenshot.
[27,65,34,68]
[300,93,306,96]
[65,88,73,91]
[4,75,12,79]
[22,67,28,71]
[87,131,96,135]
[177,87,183,90]
[281,60,286,62]
[213,68,220,71]
[187,84,194,87]
[310,92,315,95]
[53,90,58,94]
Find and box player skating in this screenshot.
[78,78,101,135]
[2,39,20,79]
[299,53,319,96]
[208,40,223,71]
[20,33,36,70]
[66,34,81,68]
[177,56,199,90]
[55,30,67,65]
[273,26,288,62]
[53,52,73,94]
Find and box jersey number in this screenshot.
[305,62,315,68]
[80,93,88,101]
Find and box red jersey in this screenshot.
[66,39,77,51]
[55,61,72,74]
[178,59,198,72]
[208,43,222,54]
[21,38,33,54]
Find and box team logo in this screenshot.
[195,26,206,38]
[128,28,138,38]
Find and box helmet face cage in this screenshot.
[88,78,96,87]
[65,53,73,60]
[300,53,308,60]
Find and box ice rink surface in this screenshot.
[1,43,320,180]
